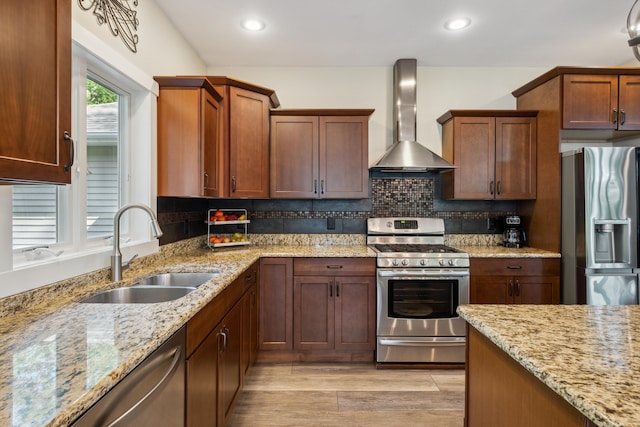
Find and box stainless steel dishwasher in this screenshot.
[71,326,186,427]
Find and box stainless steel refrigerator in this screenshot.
[562,147,639,305]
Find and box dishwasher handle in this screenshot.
[106,344,183,427]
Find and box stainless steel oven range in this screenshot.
[367,217,469,364]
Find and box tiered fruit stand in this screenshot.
[206,208,250,249]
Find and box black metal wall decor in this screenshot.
[78,0,139,53]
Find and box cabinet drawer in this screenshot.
[186,274,243,358]
[470,258,560,276]
[294,258,375,276]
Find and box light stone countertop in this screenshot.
[0,235,560,427]
[458,304,640,427]
[0,242,374,427]
[457,245,561,258]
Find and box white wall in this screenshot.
[208,66,548,163]
[73,1,206,76]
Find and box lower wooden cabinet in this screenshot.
[470,257,560,304]
[259,257,376,361]
[217,302,242,427]
[259,258,293,350]
[185,261,259,427]
[241,264,259,378]
[293,258,376,353]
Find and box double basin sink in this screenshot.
[80,272,221,304]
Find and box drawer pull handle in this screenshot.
[506,265,522,270]
[326,265,343,269]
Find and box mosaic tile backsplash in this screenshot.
[158,174,517,244]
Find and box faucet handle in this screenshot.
[123,253,138,269]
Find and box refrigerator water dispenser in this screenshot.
[592,219,631,266]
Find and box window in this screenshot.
[85,77,123,240]
[12,78,125,249]
[0,34,159,298]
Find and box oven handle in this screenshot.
[377,270,469,278]
[378,338,465,347]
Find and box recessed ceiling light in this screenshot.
[241,19,266,32]
[444,17,472,31]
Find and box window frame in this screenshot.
[0,26,160,299]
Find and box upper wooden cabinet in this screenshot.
[270,109,374,199]
[0,0,72,184]
[437,110,537,200]
[209,77,279,198]
[155,76,278,198]
[155,77,223,197]
[563,74,640,130]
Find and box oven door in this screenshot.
[377,269,469,338]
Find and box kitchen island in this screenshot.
[458,304,640,427]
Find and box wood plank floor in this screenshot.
[228,362,465,426]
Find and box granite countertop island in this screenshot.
[458,304,640,427]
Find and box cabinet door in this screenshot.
[294,275,334,350]
[494,117,536,200]
[562,74,618,129]
[0,0,72,184]
[218,302,242,427]
[158,87,204,197]
[320,116,369,198]
[270,116,319,198]
[203,90,223,197]
[470,276,511,304]
[259,258,293,350]
[186,330,218,427]
[618,75,640,130]
[334,276,376,350]
[514,275,560,304]
[451,117,495,199]
[241,282,259,378]
[229,87,270,197]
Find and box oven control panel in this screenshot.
[376,257,469,268]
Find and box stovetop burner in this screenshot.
[373,244,462,254]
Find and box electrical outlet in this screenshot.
[327,217,336,230]
[487,218,496,231]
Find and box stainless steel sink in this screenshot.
[80,285,197,304]
[80,271,221,304]
[135,271,220,287]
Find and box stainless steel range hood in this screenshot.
[370,59,454,172]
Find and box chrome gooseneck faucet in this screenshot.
[111,203,163,281]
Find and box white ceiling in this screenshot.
[154,0,639,68]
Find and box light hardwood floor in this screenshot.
[229,362,465,427]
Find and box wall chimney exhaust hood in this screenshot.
[370,59,454,172]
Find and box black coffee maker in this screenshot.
[503,215,526,248]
